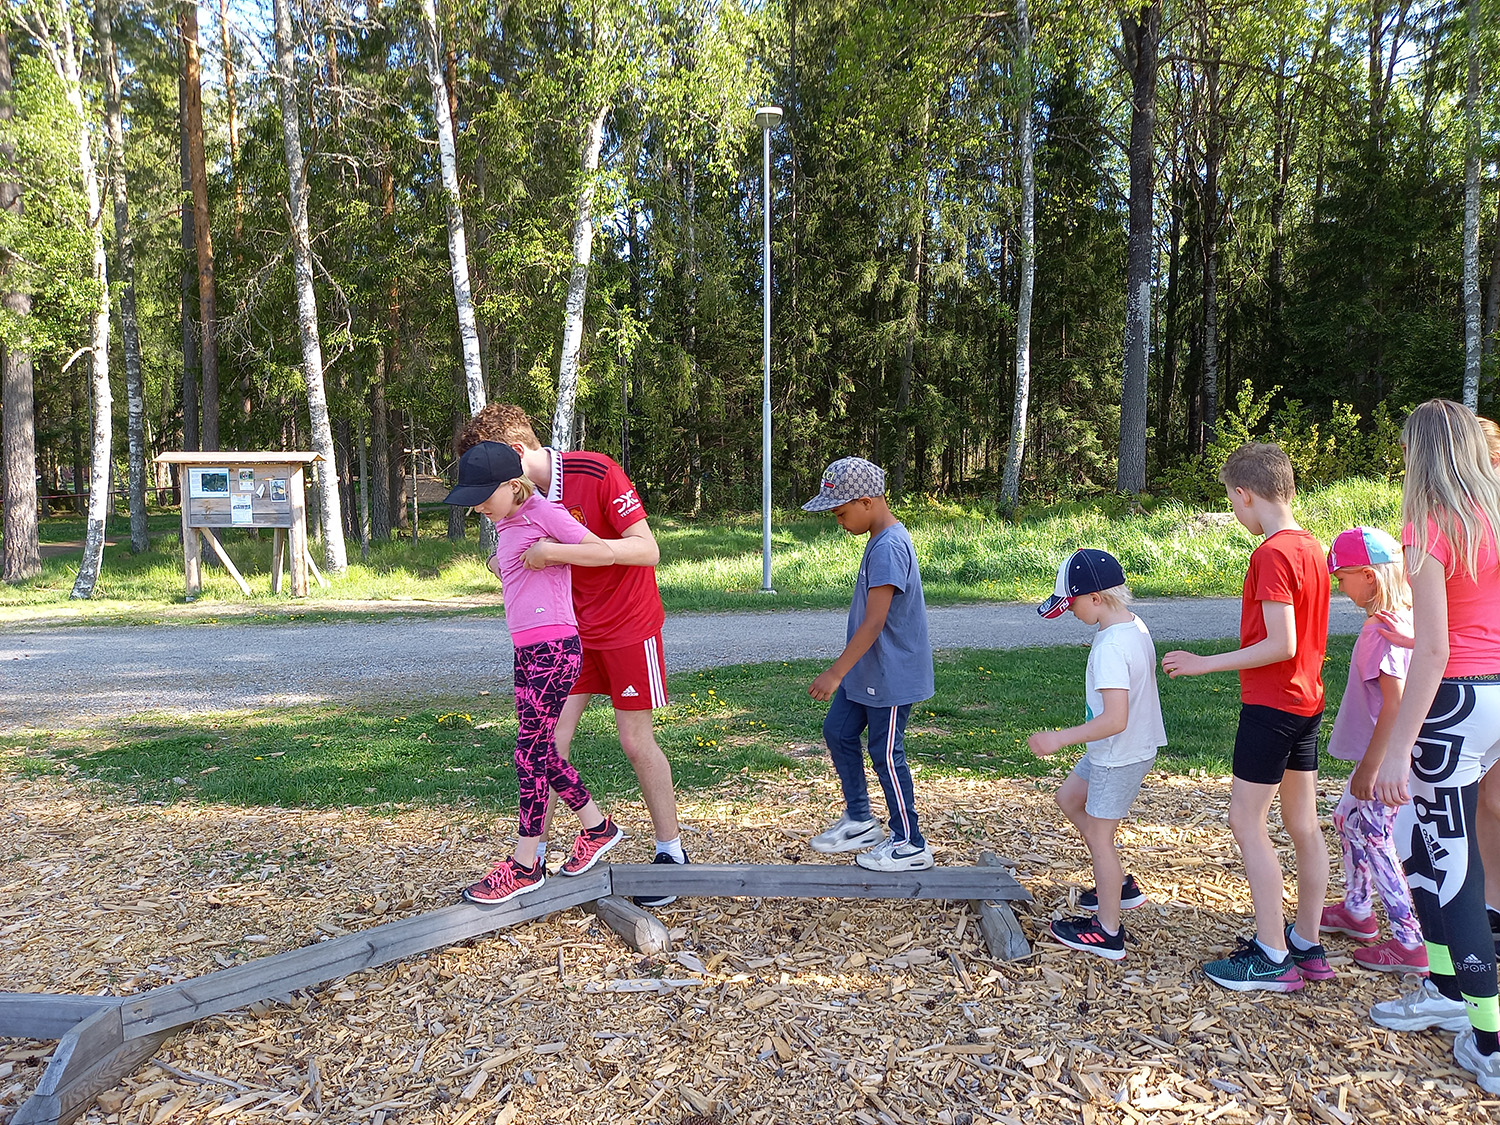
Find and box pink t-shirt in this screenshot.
[493,494,590,647]
[1403,515,1500,676]
[1327,612,1412,761]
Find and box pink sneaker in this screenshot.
[560,818,624,876]
[1353,937,1429,974]
[1320,903,1379,943]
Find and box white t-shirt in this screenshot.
[1084,616,1168,767]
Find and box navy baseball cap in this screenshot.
[1037,549,1127,619]
[443,441,523,507]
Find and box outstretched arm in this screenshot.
[1162,600,1295,677]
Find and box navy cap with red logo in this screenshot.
[1037,549,1128,619]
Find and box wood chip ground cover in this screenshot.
[1,767,1496,1124]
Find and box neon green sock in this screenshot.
[1464,993,1500,1035]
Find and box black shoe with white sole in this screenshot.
[632,850,688,908]
[1079,874,1146,912]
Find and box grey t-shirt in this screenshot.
[845,522,935,707]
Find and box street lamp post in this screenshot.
[755,105,782,595]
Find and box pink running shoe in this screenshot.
[463,858,544,904]
[1320,903,1379,943]
[1353,937,1429,974]
[560,818,625,876]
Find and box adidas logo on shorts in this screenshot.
[621,685,639,698]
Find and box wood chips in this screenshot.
[2,763,1498,1124]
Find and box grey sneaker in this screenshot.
[810,814,882,854]
[855,837,934,872]
[1370,979,1471,1032]
[1454,1028,1500,1093]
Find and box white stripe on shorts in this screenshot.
[645,637,667,707]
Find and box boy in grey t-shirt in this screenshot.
[803,457,935,872]
[1029,549,1168,960]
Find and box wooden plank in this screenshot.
[972,851,1032,961]
[589,896,670,955]
[156,452,323,465]
[200,529,252,596]
[304,545,329,589]
[271,528,286,595]
[179,503,201,599]
[605,863,1029,901]
[13,1003,127,1125]
[0,994,121,1041]
[120,868,609,1037]
[14,1030,169,1125]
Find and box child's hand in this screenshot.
[488,553,503,579]
[1028,730,1066,757]
[808,669,843,702]
[1373,611,1415,649]
[1373,746,1413,807]
[1160,650,1207,677]
[1350,758,1379,802]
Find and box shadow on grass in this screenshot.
[7,638,1357,812]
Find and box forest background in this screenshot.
[1,0,1499,591]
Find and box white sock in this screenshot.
[656,837,685,862]
[1286,927,1317,952]
[535,842,547,862]
[1257,937,1289,963]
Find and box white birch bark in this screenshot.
[1461,0,1481,409]
[1000,0,1034,513]
[273,0,347,574]
[25,0,113,599]
[98,0,147,554]
[552,102,609,452]
[418,0,484,418]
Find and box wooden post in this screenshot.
[200,529,251,596]
[178,500,201,599]
[304,544,329,589]
[288,466,309,597]
[589,897,670,955]
[271,528,286,595]
[972,851,1032,961]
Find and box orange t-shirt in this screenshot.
[1402,515,1500,677]
[1238,529,1329,716]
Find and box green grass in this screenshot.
[1,637,1359,810]
[0,477,1400,627]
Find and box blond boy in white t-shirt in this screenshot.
[1030,549,1168,960]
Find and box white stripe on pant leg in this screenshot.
[645,638,667,708]
[886,706,911,842]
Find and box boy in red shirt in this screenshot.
[457,405,685,907]
[1161,443,1331,991]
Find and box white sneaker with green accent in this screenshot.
[855,837,934,872]
[810,814,882,854]
[1453,1028,1500,1094]
[1369,979,1471,1032]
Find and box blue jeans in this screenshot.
[823,688,923,848]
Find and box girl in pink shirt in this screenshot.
[444,442,625,904]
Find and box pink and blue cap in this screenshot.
[1327,526,1401,573]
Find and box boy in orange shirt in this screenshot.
[1161,443,1331,991]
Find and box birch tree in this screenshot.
[98,0,147,553]
[553,100,609,452]
[0,24,40,583]
[16,0,111,597]
[1000,0,1035,513]
[272,0,346,574]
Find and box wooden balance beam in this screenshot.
[3,857,1030,1125]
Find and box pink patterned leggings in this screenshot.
[513,635,591,837]
[1333,783,1423,946]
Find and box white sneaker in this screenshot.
[810,814,882,854]
[1453,1028,1500,1094]
[855,837,934,872]
[1370,979,1471,1032]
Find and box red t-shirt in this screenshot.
[1403,515,1500,676]
[551,450,665,649]
[1239,529,1328,716]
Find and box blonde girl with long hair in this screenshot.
[1369,400,1500,1092]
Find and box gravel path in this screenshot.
[2,597,1366,731]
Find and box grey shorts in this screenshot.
[1072,752,1156,820]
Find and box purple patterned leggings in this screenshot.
[1333,783,1423,946]
[513,634,591,838]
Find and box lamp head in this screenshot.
[754,105,783,130]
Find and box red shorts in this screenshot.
[570,633,668,711]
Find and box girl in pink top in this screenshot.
[444,442,625,904]
[1319,527,1423,972]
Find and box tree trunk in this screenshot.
[369,306,391,541]
[181,3,220,450]
[1200,51,1223,443]
[1485,185,1500,364]
[178,64,199,453]
[893,98,930,498]
[553,102,609,452]
[220,0,242,238]
[273,0,346,574]
[1116,3,1158,494]
[1000,0,1034,514]
[0,26,40,582]
[98,0,148,555]
[389,408,408,530]
[1461,0,1481,408]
